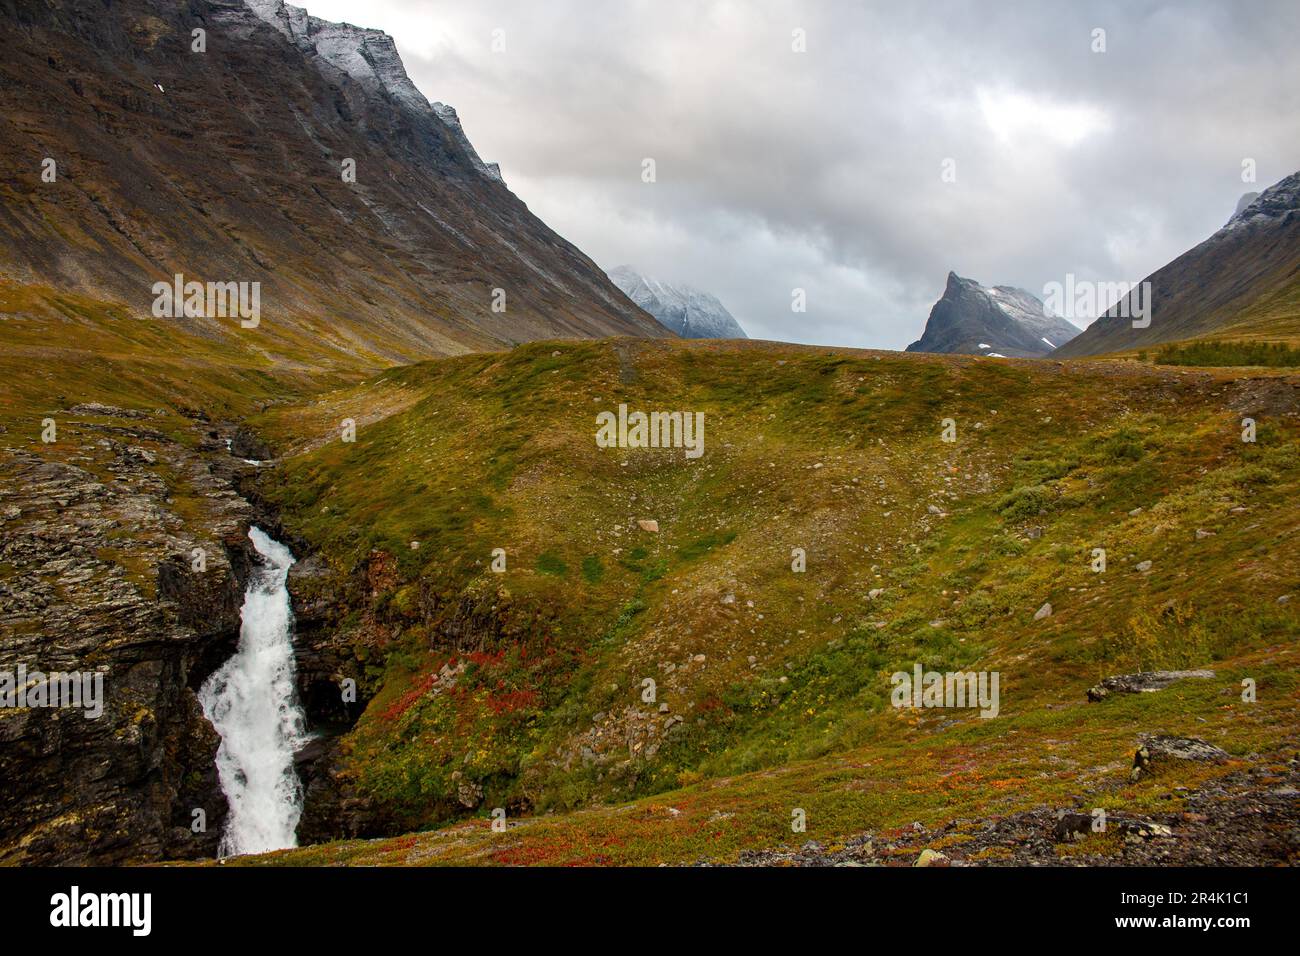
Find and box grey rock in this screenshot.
[1131,735,1230,780]
[1088,670,1215,702]
[0,422,257,863]
[914,848,949,867]
[1052,812,1095,843]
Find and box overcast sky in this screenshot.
[306,0,1299,349]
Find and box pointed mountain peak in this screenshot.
[908,272,1078,358]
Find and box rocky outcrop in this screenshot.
[285,551,391,843]
[1130,734,1231,781]
[245,1,503,184]
[0,407,258,863]
[733,757,1299,866]
[1086,669,1215,701]
[286,552,561,840]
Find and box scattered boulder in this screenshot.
[1119,819,1173,841]
[1034,602,1052,621]
[1087,669,1215,702]
[229,425,272,461]
[67,401,150,420]
[1053,812,1095,843]
[1135,560,1153,572]
[637,519,659,533]
[1131,735,1230,781]
[450,771,484,809]
[914,848,949,867]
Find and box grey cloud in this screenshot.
[311,0,1300,347]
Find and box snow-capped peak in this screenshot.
[607,266,748,339]
[1221,171,1299,233]
[244,0,503,183]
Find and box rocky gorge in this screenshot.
[0,403,376,862]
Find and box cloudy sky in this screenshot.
[307,0,1299,349]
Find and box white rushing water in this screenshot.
[199,527,307,858]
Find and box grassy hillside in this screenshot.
[0,281,365,430]
[245,338,1299,863]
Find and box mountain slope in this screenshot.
[1056,171,1300,357]
[0,0,669,365]
[906,272,1080,358]
[607,266,748,339]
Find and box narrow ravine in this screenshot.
[199,527,308,858]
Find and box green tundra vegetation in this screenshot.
[239,337,1298,865]
[1154,340,1300,368]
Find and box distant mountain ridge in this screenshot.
[607,266,748,339]
[1056,170,1300,357]
[906,272,1080,358]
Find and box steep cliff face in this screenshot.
[0,407,258,863]
[245,0,504,183]
[0,0,669,364]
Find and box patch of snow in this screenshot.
[1220,172,1299,233]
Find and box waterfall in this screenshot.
[199,526,308,858]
